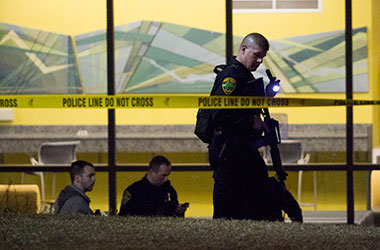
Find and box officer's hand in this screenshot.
[252,115,269,133]
[175,203,189,215]
[265,75,281,97]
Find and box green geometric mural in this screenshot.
[265,27,368,93]
[75,21,226,94]
[0,23,81,94]
[0,21,368,94]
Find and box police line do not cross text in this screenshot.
[197,96,290,108]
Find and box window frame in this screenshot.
[233,0,322,13]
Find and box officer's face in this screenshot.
[242,44,267,71]
[149,164,171,186]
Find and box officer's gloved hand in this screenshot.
[276,170,288,182]
[265,77,280,97]
[174,203,189,217]
[251,114,268,133]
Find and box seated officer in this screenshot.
[119,155,188,217]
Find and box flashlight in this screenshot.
[265,69,280,97]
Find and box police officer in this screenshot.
[209,33,281,220]
[119,155,189,217]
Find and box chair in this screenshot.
[263,140,317,210]
[21,141,80,203]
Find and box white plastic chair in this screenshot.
[21,141,80,202]
[263,140,316,210]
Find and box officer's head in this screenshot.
[236,33,269,72]
[147,155,171,186]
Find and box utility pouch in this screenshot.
[194,109,214,143]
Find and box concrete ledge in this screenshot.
[0,124,372,155]
[0,184,41,214]
[288,124,372,153]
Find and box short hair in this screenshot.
[148,155,171,172]
[240,33,269,52]
[70,160,94,183]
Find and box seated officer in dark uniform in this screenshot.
[119,155,189,217]
[209,33,284,220]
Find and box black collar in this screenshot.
[230,56,253,77]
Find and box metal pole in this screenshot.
[226,0,233,64]
[345,0,354,224]
[107,0,116,215]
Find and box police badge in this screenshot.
[222,77,236,95]
[121,190,132,205]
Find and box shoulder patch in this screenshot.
[121,190,132,205]
[222,77,236,95]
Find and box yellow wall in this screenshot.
[0,0,225,35]
[370,0,380,210]
[369,0,380,148]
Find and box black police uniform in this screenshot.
[119,176,182,217]
[209,56,281,220]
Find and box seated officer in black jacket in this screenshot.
[119,155,188,217]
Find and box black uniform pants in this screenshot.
[210,139,281,220]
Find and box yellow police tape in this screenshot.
[1,94,380,109]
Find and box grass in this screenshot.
[1,213,380,250]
